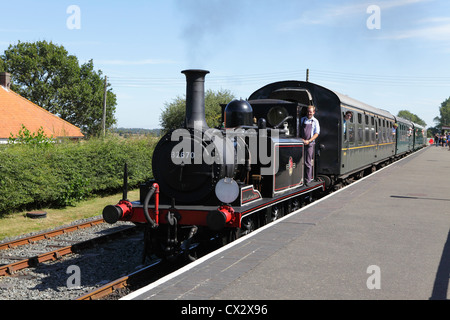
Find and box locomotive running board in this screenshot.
[237,180,325,218]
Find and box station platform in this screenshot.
[124,146,449,300]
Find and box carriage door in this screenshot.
[342,109,353,171]
[375,116,379,159]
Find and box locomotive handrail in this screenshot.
[143,183,159,228]
[273,115,293,128]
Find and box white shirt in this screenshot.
[301,116,320,139]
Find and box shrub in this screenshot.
[0,136,158,215]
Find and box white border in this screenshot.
[121,147,427,300]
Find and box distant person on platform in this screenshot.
[301,105,320,186]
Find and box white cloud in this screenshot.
[386,24,450,40]
[377,0,433,10]
[418,17,450,24]
[379,15,450,41]
[280,0,433,29]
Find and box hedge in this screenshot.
[0,136,158,215]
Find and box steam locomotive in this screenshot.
[103,69,426,260]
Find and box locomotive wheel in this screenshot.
[217,229,236,246]
[271,206,280,221]
[290,198,300,212]
[217,228,240,246]
[240,216,256,236]
[218,215,257,246]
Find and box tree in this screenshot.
[0,40,117,137]
[160,89,235,133]
[397,110,426,127]
[433,97,450,128]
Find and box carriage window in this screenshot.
[364,115,370,143]
[358,113,362,124]
[358,125,363,145]
[348,125,355,144]
[370,116,375,143]
[389,122,393,142]
[343,111,353,141]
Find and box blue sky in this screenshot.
[1,0,449,129]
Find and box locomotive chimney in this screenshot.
[0,72,11,89]
[182,69,210,130]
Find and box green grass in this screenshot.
[0,189,139,241]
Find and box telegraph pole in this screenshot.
[102,76,107,137]
[306,69,309,82]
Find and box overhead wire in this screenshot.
[108,70,308,88]
[107,69,450,88]
[311,69,450,87]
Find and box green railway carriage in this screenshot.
[394,117,414,156]
[412,123,426,150]
[248,81,425,188]
[336,92,396,179]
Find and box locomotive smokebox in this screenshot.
[182,69,210,130]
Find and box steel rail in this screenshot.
[0,218,105,251]
[76,260,162,300]
[0,224,137,277]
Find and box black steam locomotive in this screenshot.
[103,69,425,260]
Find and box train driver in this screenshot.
[300,105,320,186]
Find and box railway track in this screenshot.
[76,243,204,300]
[0,223,138,277]
[0,218,104,251]
[76,259,163,300]
[0,218,106,276]
[0,218,146,299]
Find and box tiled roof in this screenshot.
[0,85,84,139]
